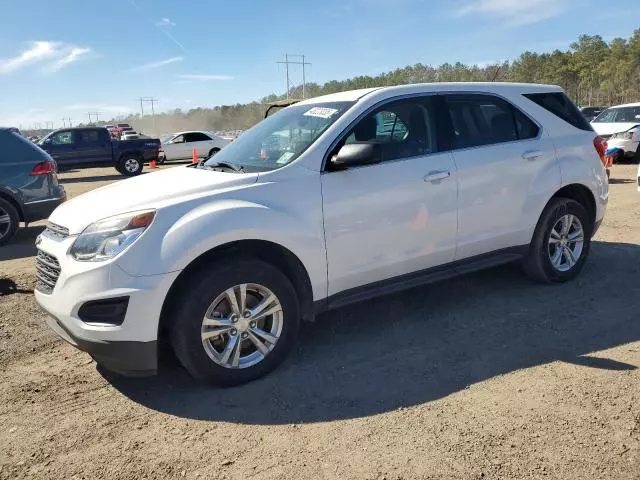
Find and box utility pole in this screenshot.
[138,97,158,135]
[277,54,311,99]
[61,118,66,128]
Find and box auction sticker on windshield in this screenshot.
[304,107,339,119]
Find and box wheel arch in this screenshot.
[158,239,315,341]
[549,183,596,226]
[117,150,143,162]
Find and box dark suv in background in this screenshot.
[0,128,66,246]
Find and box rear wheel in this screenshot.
[118,156,143,176]
[0,198,19,247]
[170,259,300,385]
[523,198,592,283]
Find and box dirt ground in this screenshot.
[1,163,639,480]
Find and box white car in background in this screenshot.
[159,131,230,163]
[591,103,640,159]
[121,131,141,140]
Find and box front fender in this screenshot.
[117,199,328,300]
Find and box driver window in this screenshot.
[50,131,76,146]
[342,97,436,162]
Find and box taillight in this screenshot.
[593,136,606,164]
[31,160,56,175]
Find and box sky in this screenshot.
[0,0,639,129]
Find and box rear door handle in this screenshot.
[522,149,543,160]
[424,170,451,183]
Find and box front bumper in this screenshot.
[34,230,181,377]
[45,315,157,376]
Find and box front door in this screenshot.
[321,96,458,297]
[42,130,78,167]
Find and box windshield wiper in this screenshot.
[201,161,244,172]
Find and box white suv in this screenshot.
[35,83,608,385]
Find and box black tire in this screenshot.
[170,259,300,386]
[118,155,143,176]
[523,198,592,283]
[0,197,20,247]
[207,148,220,159]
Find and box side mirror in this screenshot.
[331,143,381,169]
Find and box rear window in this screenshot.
[0,129,49,163]
[524,92,593,132]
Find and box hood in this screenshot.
[49,166,258,234]
[591,122,639,136]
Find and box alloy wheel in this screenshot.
[124,158,140,173]
[0,207,11,240]
[548,214,584,272]
[200,283,283,369]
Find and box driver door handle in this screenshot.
[522,149,543,160]
[424,170,451,183]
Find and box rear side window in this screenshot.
[185,132,212,142]
[79,130,101,145]
[0,129,49,163]
[524,92,593,131]
[445,94,539,149]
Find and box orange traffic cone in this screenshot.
[149,158,158,169]
[192,148,199,164]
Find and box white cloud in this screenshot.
[131,56,183,71]
[0,41,92,74]
[175,74,234,82]
[455,0,568,26]
[0,41,56,73]
[43,47,92,73]
[156,17,176,27]
[66,104,134,113]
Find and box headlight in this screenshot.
[611,131,634,140]
[70,210,156,261]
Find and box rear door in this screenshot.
[444,93,560,260]
[76,129,112,165]
[184,132,214,157]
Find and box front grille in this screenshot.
[44,221,69,240]
[36,250,61,294]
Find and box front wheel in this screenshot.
[118,156,143,176]
[207,148,220,159]
[523,198,592,283]
[170,259,300,385]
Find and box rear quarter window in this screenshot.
[0,130,50,164]
[524,92,593,132]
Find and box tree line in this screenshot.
[111,29,640,135]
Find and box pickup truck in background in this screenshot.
[38,127,160,176]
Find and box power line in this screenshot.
[277,54,312,99]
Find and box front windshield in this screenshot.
[203,101,353,172]
[593,106,640,123]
